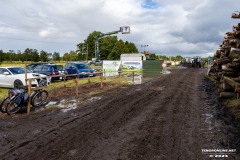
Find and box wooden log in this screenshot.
[233,23,240,31]
[234,31,240,39]
[220,92,236,98]
[223,76,237,88]
[232,12,240,19]
[235,88,240,93]
[221,82,234,92]
[215,57,231,65]
[232,77,240,82]
[227,62,240,69]
[222,71,238,77]
[229,48,240,60]
[222,68,236,72]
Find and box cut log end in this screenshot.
[220,92,235,98]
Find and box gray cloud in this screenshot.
[0,0,239,57]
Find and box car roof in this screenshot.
[67,62,86,64]
[0,66,24,68]
[27,62,55,66]
[29,62,54,64]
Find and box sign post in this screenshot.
[162,62,167,73]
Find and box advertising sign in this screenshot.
[103,61,121,76]
[121,61,142,72]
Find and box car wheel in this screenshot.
[39,79,47,86]
[14,79,23,89]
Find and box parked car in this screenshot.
[0,67,49,88]
[27,62,55,71]
[55,65,65,74]
[65,62,96,78]
[32,64,62,82]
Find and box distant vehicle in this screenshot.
[32,64,62,82]
[191,56,202,68]
[181,56,202,68]
[55,65,65,74]
[65,62,96,78]
[27,62,55,71]
[0,67,49,88]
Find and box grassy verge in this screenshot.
[0,75,127,100]
[224,99,240,127]
[205,74,240,127]
[0,88,8,99]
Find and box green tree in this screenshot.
[39,50,48,62]
[150,53,157,59]
[108,40,125,60]
[16,50,23,62]
[85,31,101,60]
[69,50,78,61]
[99,36,118,60]
[0,50,4,64]
[76,31,139,61]
[53,52,61,61]
[31,49,40,62]
[175,55,182,61]
[124,41,138,53]
[63,53,71,61]
[7,50,15,62]
[76,42,88,61]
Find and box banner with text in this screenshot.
[121,61,142,72]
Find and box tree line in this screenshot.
[0,49,61,63]
[0,31,139,63]
[0,30,185,63]
[75,31,138,61]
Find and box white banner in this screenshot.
[121,61,142,72]
[103,61,121,72]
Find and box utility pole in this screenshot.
[94,26,130,65]
[141,44,148,54]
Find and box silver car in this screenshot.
[0,66,50,88]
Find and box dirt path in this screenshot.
[0,68,239,160]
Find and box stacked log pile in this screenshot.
[209,12,240,98]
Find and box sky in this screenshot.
[0,0,239,57]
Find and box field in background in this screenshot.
[0,61,104,99]
[0,61,66,67]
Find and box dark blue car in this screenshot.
[65,62,96,78]
[32,64,61,81]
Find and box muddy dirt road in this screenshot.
[0,68,239,160]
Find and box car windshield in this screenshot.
[8,67,31,74]
[76,64,88,69]
[56,65,63,71]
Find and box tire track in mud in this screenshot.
[1,68,239,160]
[127,68,202,160]
[1,73,176,160]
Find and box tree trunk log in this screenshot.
[220,92,235,98]
[221,82,234,91]
[223,76,237,88]
[228,48,240,60]
[215,57,231,65]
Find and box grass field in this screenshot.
[0,61,103,99]
[0,61,66,67]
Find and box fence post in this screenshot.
[27,79,32,114]
[118,71,122,78]
[88,69,90,83]
[132,71,135,82]
[24,64,28,86]
[100,72,103,88]
[75,77,78,96]
[64,75,66,88]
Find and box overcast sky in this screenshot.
[0,0,239,57]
